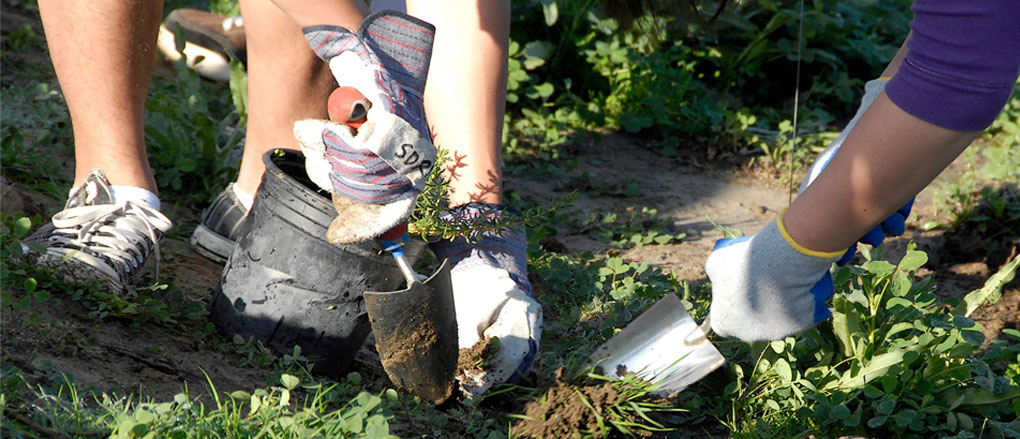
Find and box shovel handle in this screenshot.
[382,239,418,287]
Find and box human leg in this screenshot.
[27,1,173,291]
[190,0,340,262]
[38,0,162,193]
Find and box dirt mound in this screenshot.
[512,369,668,438]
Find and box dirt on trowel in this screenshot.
[372,303,454,403]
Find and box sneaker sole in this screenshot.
[29,251,128,293]
[190,223,236,264]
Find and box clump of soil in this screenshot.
[512,369,661,438]
[456,337,499,377]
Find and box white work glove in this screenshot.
[430,202,542,398]
[705,216,842,342]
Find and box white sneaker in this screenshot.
[21,169,173,292]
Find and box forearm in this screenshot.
[406,0,511,207]
[785,94,978,252]
[787,0,1019,253]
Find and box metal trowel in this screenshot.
[587,294,724,396]
[364,238,458,404]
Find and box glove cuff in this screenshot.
[776,212,846,259]
[429,202,531,295]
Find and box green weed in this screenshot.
[680,243,1020,438]
[144,60,244,206]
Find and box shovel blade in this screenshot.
[588,294,724,397]
[364,259,457,404]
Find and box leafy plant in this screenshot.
[684,243,1020,438]
[144,60,244,206]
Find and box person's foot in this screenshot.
[21,170,173,292]
[190,183,249,263]
[157,8,246,82]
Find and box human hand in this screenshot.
[705,216,843,342]
[293,13,437,244]
[429,203,542,398]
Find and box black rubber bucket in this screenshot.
[210,148,424,377]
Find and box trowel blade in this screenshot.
[364,259,458,404]
[587,294,725,396]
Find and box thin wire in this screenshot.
[788,0,805,206]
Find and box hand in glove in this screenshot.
[430,202,542,398]
[799,78,914,264]
[705,215,844,342]
[294,11,437,243]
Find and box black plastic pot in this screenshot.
[210,149,423,377]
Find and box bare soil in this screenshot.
[513,369,630,438]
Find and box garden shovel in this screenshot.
[587,294,725,396]
[364,239,458,405]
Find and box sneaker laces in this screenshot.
[47,201,172,284]
[222,16,243,31]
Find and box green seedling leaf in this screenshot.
[868,415,888,428]
[705,216,744,239]
[773,358,793,383]
[280,374,300,390]
[898,247,928,271]
[13,217,31,240]
[830,404,851,421]
[863,260,896,276]
[6,241,24,259]
[958,254,1018,317]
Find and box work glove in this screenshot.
[706,79,914,342]
[705,215,843,342]
[799,78,914,264]
[294,11,436,244]
[429,202,542,398]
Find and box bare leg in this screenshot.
[407,0,510,206]
[234,0,340,195]
[38,0,162,192]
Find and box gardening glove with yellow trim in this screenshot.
[799,78,914,264]
[294,11,436,244]
[429,202,542,398]
[705,214,844,342]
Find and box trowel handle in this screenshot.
[684,313,714,346]
[382,238,418,286]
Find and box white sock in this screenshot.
[109,185,161,211]
[231,184,255,212]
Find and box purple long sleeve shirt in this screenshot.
[885,0,1020,131]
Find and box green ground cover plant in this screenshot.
[502,0,913,167]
